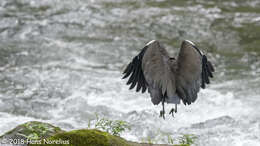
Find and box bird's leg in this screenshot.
[160,99,165,119]
[169,104,178,117]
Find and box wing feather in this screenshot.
[176,40,214,105]
[123,46,148,93]
[122,63,133,79]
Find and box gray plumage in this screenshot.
[122,40,214,118]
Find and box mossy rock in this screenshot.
[30,129,177,146]
[0,121,64,146]
[30,129,130,146]
[0,121,184,146]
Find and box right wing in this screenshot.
[176,40,214,105]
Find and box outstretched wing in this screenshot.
[122,40,177,105]
[176,40,214,105]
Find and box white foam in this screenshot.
[0,112,38,135]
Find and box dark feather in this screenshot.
[207,61,215,72]
[129,64,139,88]
[123,46,148,93]
[136,82,142,92]
[136,70,143,92]
[176,86,187,105]
[122,62,133,79]
[140,68,147,93]
[123,62,132,74]
[126,68,136,85]
[201,68,206,89]
[126,57,138,85]
[202,55,210,84]
[201,56,207,89]
[204,68,210,84]
[129,61,141,89]
[141,82,147,93]
[183,87,192,105]
[206,61,214,79]
[206,62,213,78]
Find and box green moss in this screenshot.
[1,121,190,146]
[178,134,197,145]
[30,129,130,146]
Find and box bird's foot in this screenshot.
[169,108,175,117]
[159,110,165,119]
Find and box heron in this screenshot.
[122,40,214,119]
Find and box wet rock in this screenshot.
[191,116,236,129]
[30,129,176,146]
[0,121,64,146]
[0,121,178,146]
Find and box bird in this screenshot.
[122,40,214,119]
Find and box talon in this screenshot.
[160,110,165,119]
[169,108,175,117]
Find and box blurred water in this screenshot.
[0,0,260,145]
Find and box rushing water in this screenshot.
[0,0,260,145]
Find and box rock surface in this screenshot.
[0,121,64,146]
[0,121,181,146]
